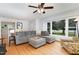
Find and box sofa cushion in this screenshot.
[43,36,55,43]
[41,31,49,36]
[15,31,36,45]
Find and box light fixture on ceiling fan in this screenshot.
[74,16,79,21]
[28,3,54,14]
[37,8,44,13]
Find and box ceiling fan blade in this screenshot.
[28,5,38,8]
[33,10,37,13]
[44,6,54,9]
[41,3,45,7]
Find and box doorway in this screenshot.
[1,22,15,41]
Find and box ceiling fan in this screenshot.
[28,3,54,14]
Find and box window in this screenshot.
[52,20,65,35]
[47,22,50,34]
[68,18,76,36]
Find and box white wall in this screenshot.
[28,20,36,31]
[22,20,29,31]
[36,19,43,34]
[78,21,79,36]
[15,20,29,31]
[29,19,44,35]
[42,21,47,31]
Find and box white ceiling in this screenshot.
[0,3,79,20]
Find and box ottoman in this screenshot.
[29,37,46,48]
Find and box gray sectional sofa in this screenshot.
[15,31,36,45]
[41,31,55,43]
[15,31,55,48]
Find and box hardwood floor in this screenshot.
[4,39,69,55]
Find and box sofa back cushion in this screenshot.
[16,31,36,37]
[41,31,49,36]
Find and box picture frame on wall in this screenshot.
[17,22,23,29]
